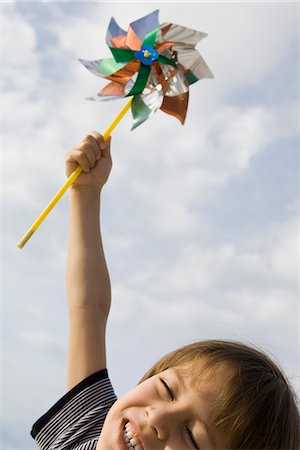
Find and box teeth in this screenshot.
[123,422,141,450]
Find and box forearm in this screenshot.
[66,186,111,316]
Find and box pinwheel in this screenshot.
[80,9,213,129]
[18,10,213,249]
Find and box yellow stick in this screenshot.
[17,98,133,249]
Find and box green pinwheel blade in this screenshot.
[131,95,152,130]
[79,58,128,77]
[98,58,128,76]
[157,55,177,68]
[185,71,199,85]
[143,27,158,48]
[109,47,135,63]
[126,64,151,96]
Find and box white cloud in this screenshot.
[118,103,291,238]
[110,215,297,331]
[195,2,298,93]
[19,330,64,352]
[206,106,271,170]
[231,289,295,323]
[49,13,107,57]
[3,4,39,92]
[268,219,298,283]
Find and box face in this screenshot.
[96,363,227,450]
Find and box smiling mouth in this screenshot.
[123,421,142,450]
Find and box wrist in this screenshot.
[69,186,101,213]
[70,185,102,197]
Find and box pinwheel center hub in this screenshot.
[134,45,159,66]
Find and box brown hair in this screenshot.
[139,340,300,449]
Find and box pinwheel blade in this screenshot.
[126,64,151,96]
[157,22,208,47]
[172,45,214,82]
[131,96,152,129]
[161,92,189,124]
[106,16,127,48]
[79,58,127,77]
[99,82,126,98]
[127,9,160,47]
[131,88,163,130]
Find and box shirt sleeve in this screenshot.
[30,369,117,450]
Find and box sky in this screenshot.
[1,1,299,448]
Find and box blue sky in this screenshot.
[2,2,299,448]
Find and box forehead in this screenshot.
[172,360,233,398]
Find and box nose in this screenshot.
[145,405,170,441]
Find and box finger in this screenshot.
[67,148,91,173]
[78,141,97,168]
[83,133,102,161]
[100,135,112,163]
[89,131,106,156]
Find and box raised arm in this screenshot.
[65,132,112,391]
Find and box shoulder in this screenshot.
[31,369,117,448]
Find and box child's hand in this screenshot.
[65,132,112,191]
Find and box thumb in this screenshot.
[102,136,112,163]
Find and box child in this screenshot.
[31,132,299,450]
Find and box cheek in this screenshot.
[104,397,124,422]
[120,383,153,407]
[104,381,156,424]
[102,389,141,423]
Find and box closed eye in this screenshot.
[186,426,200,450]
[160,378,200,449]
[159,378,174,401]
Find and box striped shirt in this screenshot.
[31,369,117,450]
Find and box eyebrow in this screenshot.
[171,367,217,449]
